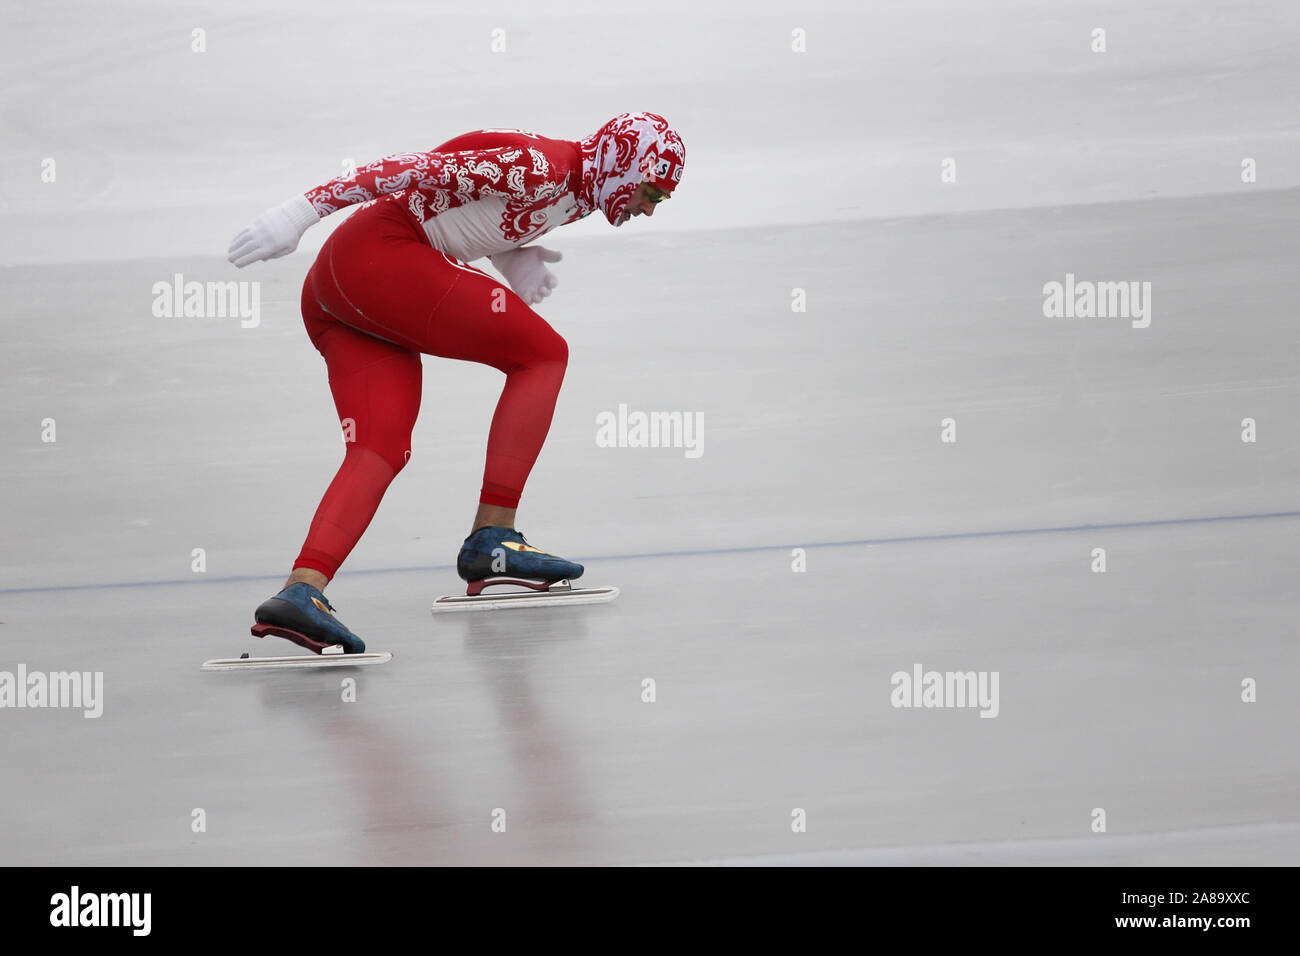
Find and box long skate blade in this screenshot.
[201,652,393,671]
[432,585,619,613]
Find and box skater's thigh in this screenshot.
[305,199,566,372]
[303,289,422,457]
[418,261,570,373]
[308,199,458,352]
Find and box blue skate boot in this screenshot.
[456,526,584,595]
[252,582,366,654]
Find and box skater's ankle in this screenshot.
[284,568,329,592]
[471,503,517,535]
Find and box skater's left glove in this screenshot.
[489,245,562,306]
[227,196,321,268]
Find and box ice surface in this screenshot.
[1,0,1297,865]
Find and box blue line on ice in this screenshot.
[4,509,1298,596]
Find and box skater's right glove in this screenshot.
[488,245,562,306]
[227,196,321,268]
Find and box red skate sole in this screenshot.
[250,622,339,655]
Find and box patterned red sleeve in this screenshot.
[303,144,568,217]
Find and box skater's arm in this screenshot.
[228,145,567,268]
[305,145,566,216]
[226,153,437,269]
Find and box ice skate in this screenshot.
[432,526,619,612]
[251,582,368,654]
[202,583,393,670]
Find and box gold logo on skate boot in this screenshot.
[311,597,335,616]
[503,541,547,554]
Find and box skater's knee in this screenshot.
[388,442,413,474]
[346,430,413,475]
[536,327,568,367]
[380,439,414,475]
[499,326,567,375]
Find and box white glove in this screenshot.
[489,245,562,305]
[227,195,320,267]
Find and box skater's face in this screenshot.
[616,182,668,226]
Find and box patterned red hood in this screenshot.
[577,112,685,226]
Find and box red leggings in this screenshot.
[293,199,568,580]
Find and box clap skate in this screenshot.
[432,526,619,613]
[202,582,392,670]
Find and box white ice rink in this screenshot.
[2,0,1298,865]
